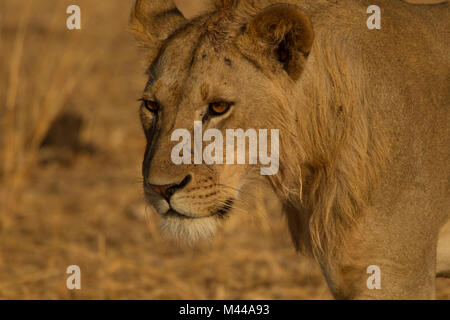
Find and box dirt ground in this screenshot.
[0,0,448,299]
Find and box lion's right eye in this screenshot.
[140,99,160,113]
[209,101,232,116]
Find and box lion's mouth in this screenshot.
[165,198,234,220]
[165,209,197,219]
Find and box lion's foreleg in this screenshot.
[437,220,450,278]
[318,207,438,299]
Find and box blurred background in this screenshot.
[0,0,448,299]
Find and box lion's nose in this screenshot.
[149,174,191,201]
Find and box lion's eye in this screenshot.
[140,99,159,113]
[209,102,232,116]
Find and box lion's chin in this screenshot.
[160,214,218,244]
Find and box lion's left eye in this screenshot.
[209,102,232,116]
[140,99,160,113]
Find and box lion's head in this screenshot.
[130,0,385,257]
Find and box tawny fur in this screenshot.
[130,0,449,299]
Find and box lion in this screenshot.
[129,0,449,299]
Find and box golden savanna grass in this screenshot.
[0,0,448,299]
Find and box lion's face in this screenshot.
[133,2,314,242]
[141,42,281,242]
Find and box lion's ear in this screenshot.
[129,0,186,61]
[242,4,314,81]
[130,0,215,63]
[130,0,186,43]
[173,0,215,19]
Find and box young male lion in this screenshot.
[130,0,449,299]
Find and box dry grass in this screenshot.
[0,0,448,300]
